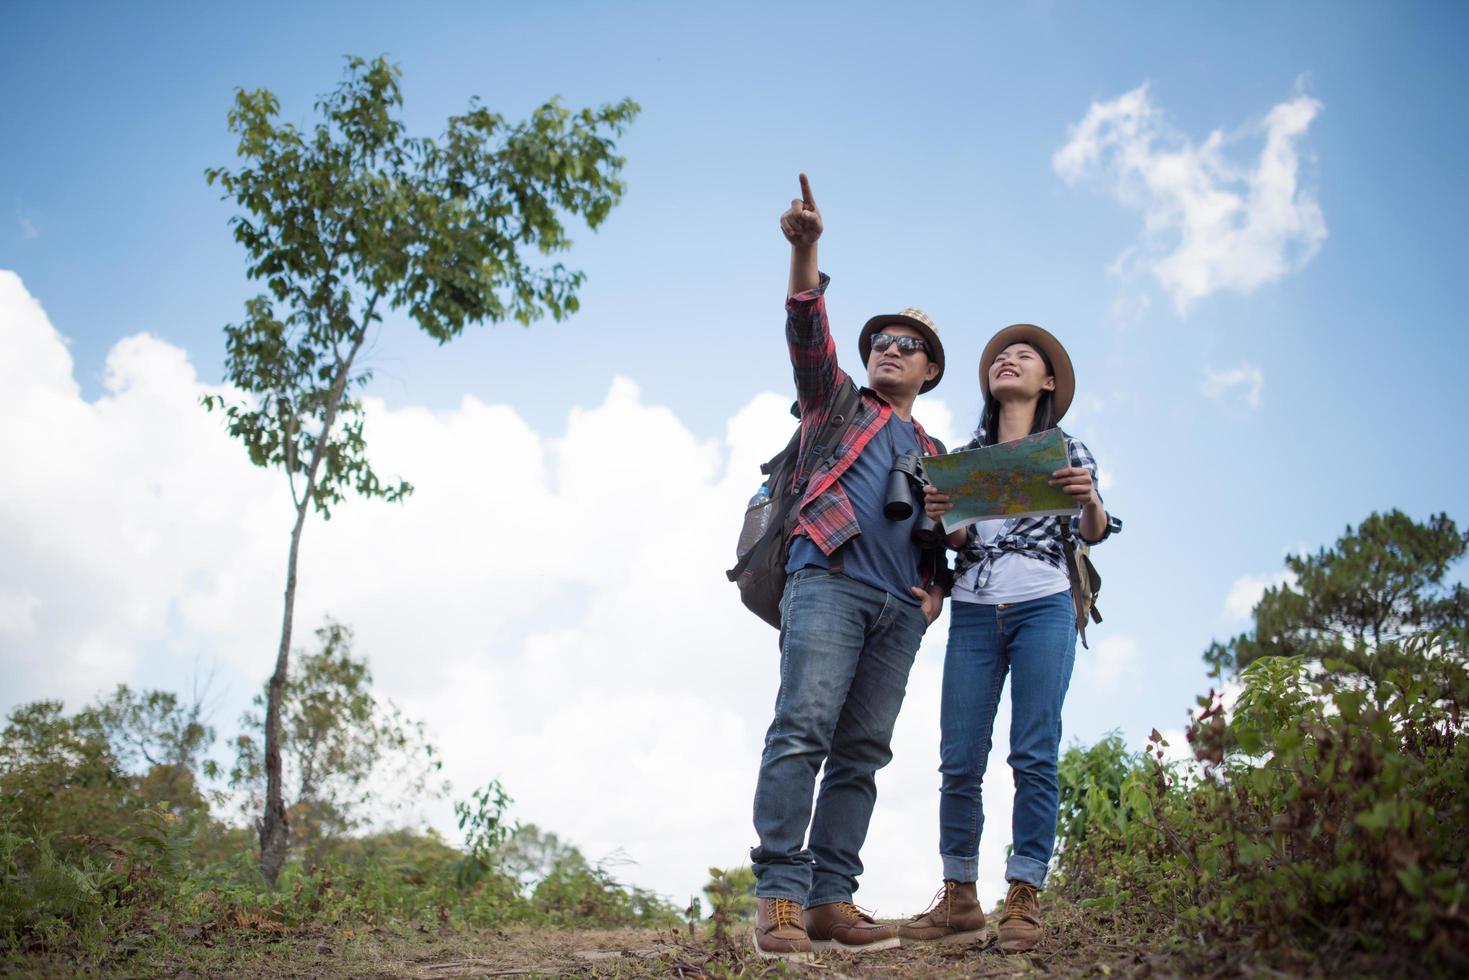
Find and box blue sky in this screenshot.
[4,1,1467,910]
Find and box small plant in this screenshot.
[684,895,701,939]
[702,866,756,947]
[453,779,516,891]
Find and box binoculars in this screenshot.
[884,452,944,547]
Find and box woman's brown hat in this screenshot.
[979,323,1075,421]
[858,308,945,393]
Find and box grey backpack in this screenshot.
[726,382,863,629]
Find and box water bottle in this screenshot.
[736,485,773,559]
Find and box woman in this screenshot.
[897,323,1118,953]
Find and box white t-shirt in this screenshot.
[951,518,1071,605]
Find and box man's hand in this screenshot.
[924,484,972,549]
[911,584,944,625]
[780,173,823,247]
[922,483,954,521]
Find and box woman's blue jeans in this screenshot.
[751,568,927,906]
[938,591,1076,888]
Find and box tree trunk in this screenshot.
[257,309,374,887]
[258,498,310,886]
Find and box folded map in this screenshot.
[923,428,1077,531]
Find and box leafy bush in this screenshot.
[1,683,680,957]
[1055,633,1469,974]
[1055,730,1141,853]
[529,860,676,927]
[0,817,115,950]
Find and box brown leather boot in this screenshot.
[996,880,1043,953]
[896,879,988,945]
[752,897,814,961]
[802,902,899,953]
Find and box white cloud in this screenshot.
[1200,363,1264,410]
[912,393,959,451]
[0,592,42,635]
[18,216,41,240]
[1079,634,1139,688]
[1054,82,1326,314]
[0,269,1019,915]
[1223,569,1297,621]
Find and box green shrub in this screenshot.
[0,686,681,953]
[1054,633,1469,973]
[0,818,117,950]
[1056,730,1144,853]
[528,854,680,928]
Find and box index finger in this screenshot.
[798,172,816,210]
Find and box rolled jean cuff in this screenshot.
[806,886,853,908]
[1005,854,1049,888]
[941,854,979,882]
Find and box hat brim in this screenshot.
[978,324,1075,422]
[859,314,945,394]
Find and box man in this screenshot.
[750,174,950,960]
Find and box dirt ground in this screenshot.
[3,924,1178,980]
[2,898,1426,978]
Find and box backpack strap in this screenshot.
[795,382,863,573]
[792,381,863,495]
[806,382,863,470]
[1060,516,1104,648]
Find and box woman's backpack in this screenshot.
[1059,517,1103,648]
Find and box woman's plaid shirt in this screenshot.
[786,274,945,565]
[952,425,1122,583]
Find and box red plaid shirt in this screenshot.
[786,274,945,578]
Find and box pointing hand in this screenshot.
[779,173,823,246]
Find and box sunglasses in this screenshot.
[870,333,930,357]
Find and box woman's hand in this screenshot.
[1049,466,1100,509]
[1051,465,1109,541]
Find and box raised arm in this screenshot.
[781,173,822,296]
[781,173,847,412]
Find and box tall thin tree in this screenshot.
[204,55,637,883]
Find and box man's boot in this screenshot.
[802,902,899,953]
[897,879,987,945]
[996,880,1043,953]
[752,897,814,961]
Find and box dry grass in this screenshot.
[1,895,1427,978]
[0,903,1142,979]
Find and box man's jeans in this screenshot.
[751,569,927,905]
[938,591,1076,888]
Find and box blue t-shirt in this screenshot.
[787,414,923,604]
